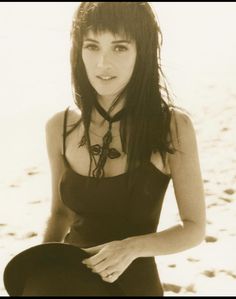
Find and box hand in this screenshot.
[81,239,137,283]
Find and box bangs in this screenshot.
[78,2,143,41]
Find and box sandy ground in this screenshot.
[0,3,236,296]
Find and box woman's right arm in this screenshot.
[42,111,74,243]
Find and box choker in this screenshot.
[79,100,126,178]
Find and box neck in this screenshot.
[91,96,126,129]
[97,95,125,117]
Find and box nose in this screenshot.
[96,52,112,69]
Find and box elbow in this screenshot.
[194,224,206,246]
[196,216,207,245]
[195,228,206,246]
[184,220,206,247]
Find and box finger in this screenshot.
[81,244,105,255]
[101,271,121,283]
[96,262,119,278]
[90,259,111,274]
[82,251,107,267]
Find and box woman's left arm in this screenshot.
[129,108,206,257]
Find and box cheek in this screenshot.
[120,54,136,78]
[82,52,94,74]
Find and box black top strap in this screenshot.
[62,106,70,156]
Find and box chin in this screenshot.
[95,88,121,99]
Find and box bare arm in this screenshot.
[42,111,74,243]
[127,108,206,257]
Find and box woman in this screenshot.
[4,2,206,296]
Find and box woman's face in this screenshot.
[82,30,137,102]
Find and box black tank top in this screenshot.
[59,107,171,295]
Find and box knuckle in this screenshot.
[101,271,107,278]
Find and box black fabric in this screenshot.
[3,107,170,296]
[61,107,171,295]
[3,243,124,296]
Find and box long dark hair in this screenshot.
[70,2,175,176]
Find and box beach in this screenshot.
[0,3,236,296]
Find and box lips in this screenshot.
[96,75,116,81]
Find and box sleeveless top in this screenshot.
[59,107,171,295]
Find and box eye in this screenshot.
[83,43,99,51]
[114,45,128,52]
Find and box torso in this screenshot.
[62,108,171,178]
[58,107,171,296]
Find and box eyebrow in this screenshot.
[83,38,131,44]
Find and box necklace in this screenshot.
[89,128,119,139]
[78,100,126,178]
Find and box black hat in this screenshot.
[3,242,112,296]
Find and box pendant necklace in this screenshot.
[78,100,126,178]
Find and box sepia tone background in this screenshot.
[0,2,235,295]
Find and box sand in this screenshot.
[0,3,236,296]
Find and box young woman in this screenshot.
[4,2,205,296]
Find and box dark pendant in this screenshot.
[90,144,102,156]
[108,148,121,159]
[78,100,126,178]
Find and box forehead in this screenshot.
[83,29,133,42]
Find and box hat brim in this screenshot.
[3,242,94,296]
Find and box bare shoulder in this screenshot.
[170,107,194,132]
[45,110,65,134]
[169,107,196,151]
[45,106,82,156]
[45,107,82,136]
